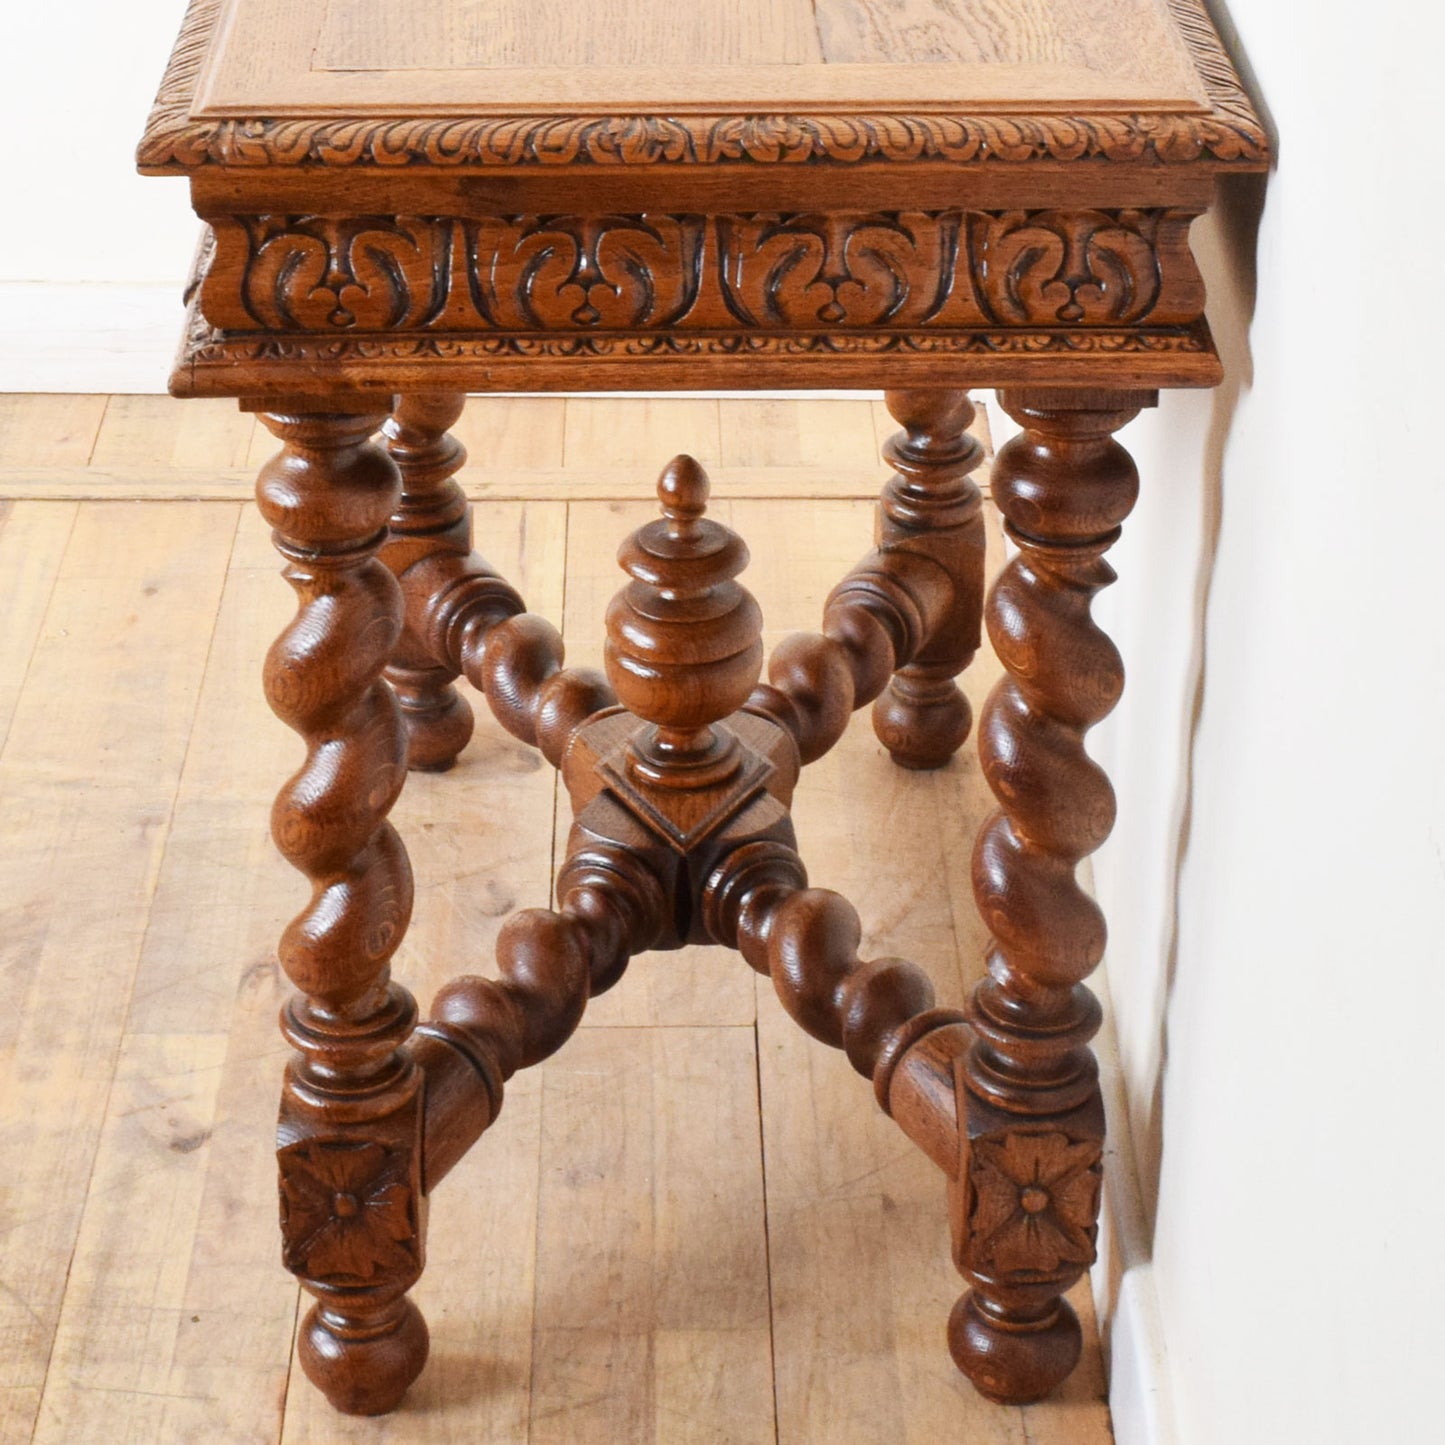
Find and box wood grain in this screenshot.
[0,395,106,468]
[562,496,756,1030]
[0,502,237,1442]
[529,1027,774,1445]
[319,0,823,70]
[206,0,1203,110]
[0,502,76,749]
[91,394,257,472]
[1,394,1119,1440]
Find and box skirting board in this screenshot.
[0,283,187,394]
[1094,957,1178,1445]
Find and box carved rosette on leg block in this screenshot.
[380,393,475,771]
[871,390,987,770]
[255,407,429,1416]
[951,388,1148,1403]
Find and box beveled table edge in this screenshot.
[137,0,1269,175]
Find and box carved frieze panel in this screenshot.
[201,207,1202,336]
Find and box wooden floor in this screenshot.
[0,395,1114,1444]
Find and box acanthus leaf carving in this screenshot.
[203,208,1200,338]
[972,209,1166,326]
[138,0,1266,174]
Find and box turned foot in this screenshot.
[870,389,986,771]
[872,672,972,771]
[387,663,474,773]
[948,1292,1081,1405]
[299,1298,430,1416]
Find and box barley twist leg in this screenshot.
[256,405,428,1416]
[951,387,1149,1403]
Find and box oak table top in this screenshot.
[139,0,1266,399]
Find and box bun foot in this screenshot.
[872,676,972,770]
[299,1297,430,1416]
[947,1291,1081,1405]
[391,668,475,772]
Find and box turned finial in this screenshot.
[604,457,763,783]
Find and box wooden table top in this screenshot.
[139,0,1265,173]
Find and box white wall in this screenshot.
[1089,3,1445,1442]
[0,1,200,389]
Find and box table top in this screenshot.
[139,0,1265,173]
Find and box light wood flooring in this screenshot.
[0,394,1114,1444]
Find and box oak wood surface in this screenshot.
[0,394,1116,1441]
[0,502,238,1442]
[290,0,1202,109]
[140,0,1264,179]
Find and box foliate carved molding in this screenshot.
[962,1130,1102,1278]
[139,0,1265,172]
[201,208,1200,336]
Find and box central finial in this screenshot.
[604,456,764,787]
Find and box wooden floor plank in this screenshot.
[527,1027,774,1445]
[33,507,298,1445]
[0,502,238,1442]
[453,396,568,475]
[0,394,1115,1444]
[92,395,258,473]
[0,463,893,503]
[719,397,880,470]
[0,502,77,753]
[0,394,107,468]
[0,396,999,502]
[563,398,722,471]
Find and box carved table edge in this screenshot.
[137,0,1269,175]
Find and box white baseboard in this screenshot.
[1093,958,1177,1445]
[0,282,185,394]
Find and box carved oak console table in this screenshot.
[138,0,1264,1419]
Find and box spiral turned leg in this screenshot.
[871,390,987,770]
[949,388,1149,1404]
[380,393,476,772]
[256,407,429,1416]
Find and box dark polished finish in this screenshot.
[380,392,476,771]
[254,407,428,1415]
[138,0,1264,1421]
[871,389,987,770]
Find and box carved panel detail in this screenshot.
[278,1137,421,1287]
[963,1130,1102,1278]
[202,208,1198,336]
